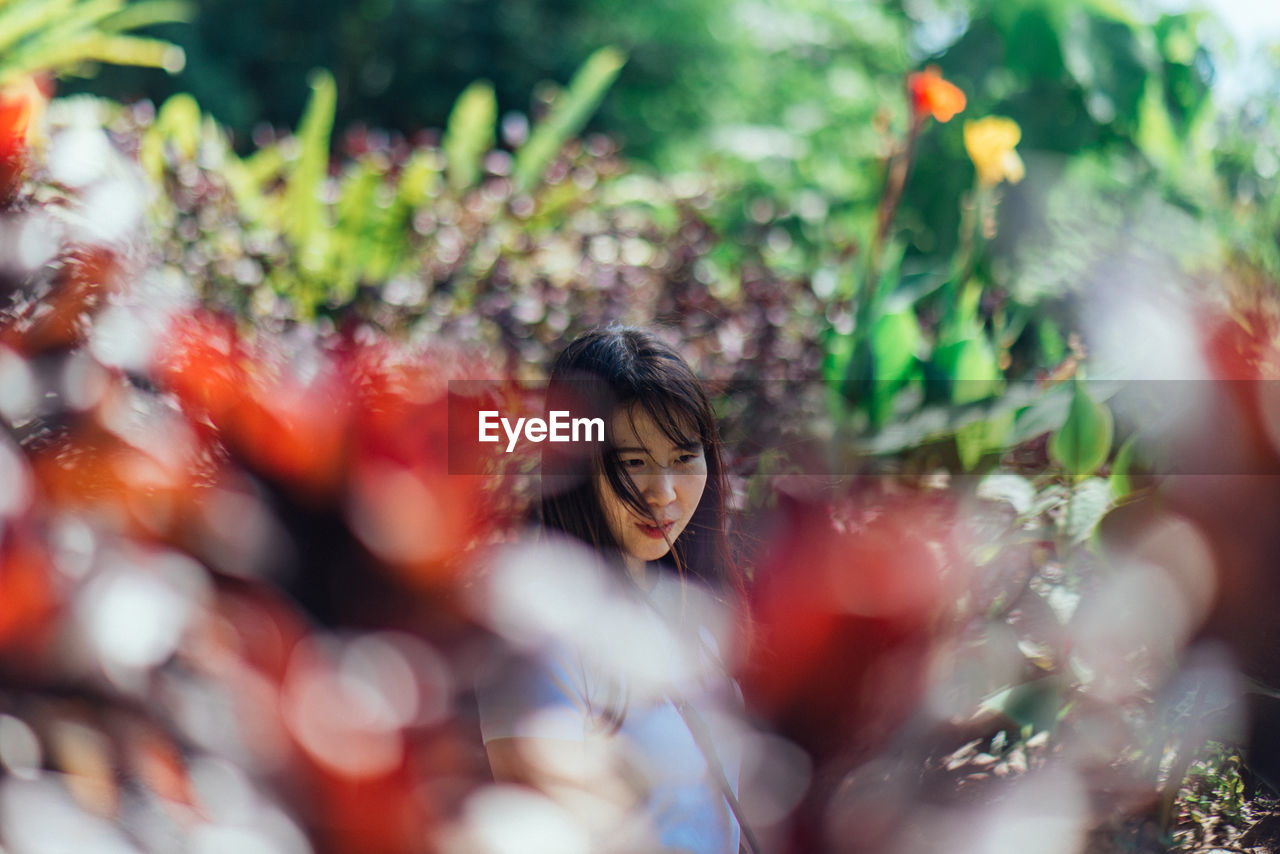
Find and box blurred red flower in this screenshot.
[0,76,47,199]
[908,66,966,123]
[0,530,61,666]
[741,492,963,760]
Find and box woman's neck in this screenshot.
[624,554,656,591]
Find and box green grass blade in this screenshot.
[332,157,383,299]
[98,0,193,33]
[0,0,79,58]
[442,80,495,193]
[2,31,183,84]
[513,46,625,192]
[284,69,337,284]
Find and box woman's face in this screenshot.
[596,405,708,571]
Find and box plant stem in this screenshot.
[867,112,924,300]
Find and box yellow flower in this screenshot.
[964,116,1025,187]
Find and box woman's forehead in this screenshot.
[608,406,699,451]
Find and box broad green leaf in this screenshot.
[933,335,999,404]
[933,335,1004,470]
[513,46,625,192]
[871,307,921,388]
[938,278,983,346]
[864,306,922,428]
[1049,381,1113,476]
[443,80,496,192]
[1009,382,1073,446]
[956,410,1013,471]
[1110,434,1137,499]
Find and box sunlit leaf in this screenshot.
[443,80,496,193]
[284,69,336,291]
[1049,381,1113,476]
[97,0,192,34]
[0,0,79,59]
[1110,434,1137,499]
[513,46,625,192]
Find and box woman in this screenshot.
[476,326,752,854]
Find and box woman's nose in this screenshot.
[642,471,678,505]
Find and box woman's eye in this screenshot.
[677,454,698,465]
[621,458,645,469]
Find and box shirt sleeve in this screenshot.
[475,643,594,744]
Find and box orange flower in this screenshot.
[0,77,48,159]
[907,66,966,123]
[0,76,48,199]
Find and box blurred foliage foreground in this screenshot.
[4,2,1280,854]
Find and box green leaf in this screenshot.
[1110,434,1137,499]
[1136,74,1178,172]
[76,33,183,71]
[956,411,1013,471]
[513,46,625,192]
[1038,319,1066,366]
[284,69,337,287]
[395,149,440,209]
[933,335,999,404]
[1049,381,1113,476]
[149,93,199,163]
[1060,11,1155,132]
[332,156,385,300]
[443,80,496,193]
[871,307,922,388]
[860,306,922,428]
[5,32,184,82]
[97,0,192,34]
[0,0,187,82]
[0,0,78,59]
[821,323,856,387]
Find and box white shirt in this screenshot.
[476,572,743,854]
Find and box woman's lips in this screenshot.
[637,521,675,539]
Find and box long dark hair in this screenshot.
[540,326,740,601]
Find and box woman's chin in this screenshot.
[628,542,672,564]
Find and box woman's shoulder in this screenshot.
[474,640,596,743]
